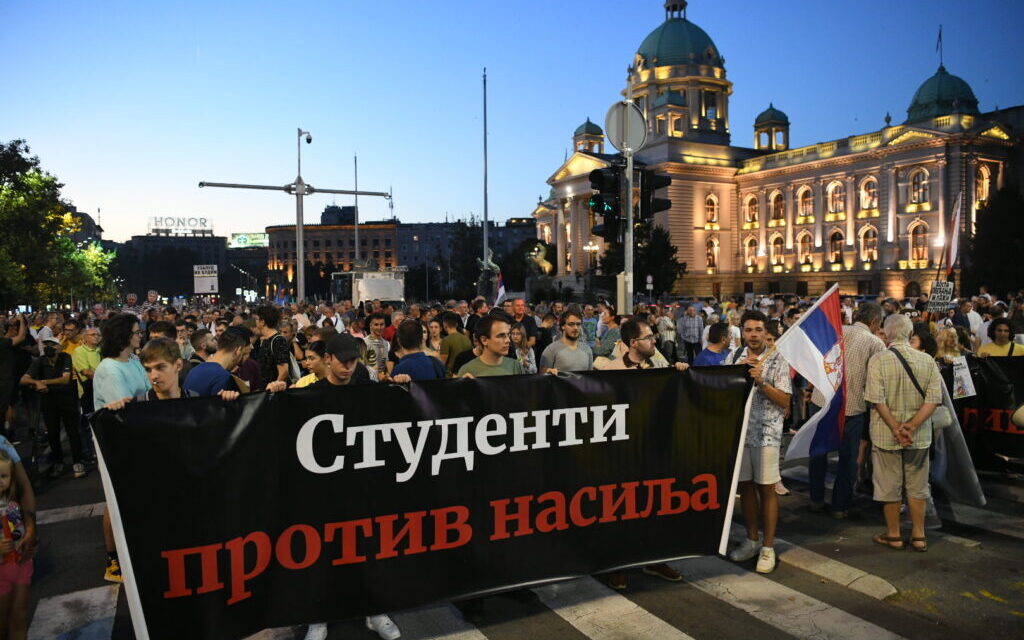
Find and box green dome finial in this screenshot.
[574,118,603,136]
[756,103,789,125]
[637,1,722,68]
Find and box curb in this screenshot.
[729,524,899,600]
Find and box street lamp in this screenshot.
[583,241,599,271]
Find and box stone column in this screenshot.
[556,199,566,276]
[997,161,1006,190]
[786,184,795,248]
[758,189,767,258]
[966,157,977,235]
[886,165,898,244]
[845,175,856,246]
[814,180,824,247]
[936,159,947,250]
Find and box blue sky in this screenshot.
[2,0,1022,242]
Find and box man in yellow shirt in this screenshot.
[978,318,1023,357]
[71,327,102,401]
[61,318,82,355]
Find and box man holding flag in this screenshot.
[807,301,885,518]
[728,310,792,574]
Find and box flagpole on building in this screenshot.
[482,67,490,275]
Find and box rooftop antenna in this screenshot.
[936,25,943,67]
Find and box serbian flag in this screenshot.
[494,273,506,305]
[777,283,846,460]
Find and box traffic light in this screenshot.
[589,166,622,243]
[640,170,672,220]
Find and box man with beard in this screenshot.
[601,318,687,589]
[539,310,593,373]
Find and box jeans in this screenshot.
[683,341,701,363]
[808,412,866,512]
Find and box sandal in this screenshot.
[910,536,928,552]
[872,533,904,550]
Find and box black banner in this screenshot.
[943,355,1024,469]
[93,367,751,640]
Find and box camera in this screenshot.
[305,134,312,144]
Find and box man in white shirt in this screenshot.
[316,304,345,333]
[967,299,983,339]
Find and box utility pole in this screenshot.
[199,128,390,302]
[482,68,490,270]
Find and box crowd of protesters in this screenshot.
[1,284,1021,639]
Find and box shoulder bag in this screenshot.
[888,347,953,429]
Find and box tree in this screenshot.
[597,221,686,299]
[0,139,112,308]
[964,186,1024,297]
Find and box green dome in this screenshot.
[756,103,789,125]
[637,17,722,67]
[906,65,980,122]
[574,118,603,136]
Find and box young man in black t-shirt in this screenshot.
[22,337,84,478]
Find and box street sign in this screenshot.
[646,274,653,284]
[928,281,954,313]
[605,101,647,153]
[193,264,219,294]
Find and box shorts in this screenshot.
[0,558,33,594]
[738,445,781,485]
[871,447,930,503]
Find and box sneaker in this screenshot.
[104,557,123,583]
[606,572,627,590]
[642,563,682,582]
[48,462,66,478]
[366,614,401,640]
[303,623,328,640]
[756,547,777,574]
[73,462,87,478]
[729,537,759,562]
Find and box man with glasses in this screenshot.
[602,318,687,589]
[72,326,102,463]
[539,311,593,373]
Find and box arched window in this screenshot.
[860,178,878,210]
[827,181,845,213]
[799,188,813,217]
[910,170,929,204]
[976,165,991,205]
[705,195,719,224]
[744,196,758,223]
[860,227,878,262]
[771,192,785,220]
[744,237,758,266]
[706,238,718,269]
[770,235,785,265]
[910,224,929,261]
[798,233,813,263]
[829,231,844,263]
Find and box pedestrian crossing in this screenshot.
[28,556,909,640]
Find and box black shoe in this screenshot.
[49,462,66,478]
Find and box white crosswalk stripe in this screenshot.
[28,585,120,640]
[533,575,696,640]
[672,556,906,640]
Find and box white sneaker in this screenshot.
[366,614,401,640]
[303,623,328,640]
[728,537,759,562]
[756,546,777,574]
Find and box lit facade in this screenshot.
[534,0,1021,298]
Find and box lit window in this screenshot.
[702,91,718,120]
[798,234,813,263]
[705,195,719,224]
[829,231,844,263]
[911,225,928,261]
[771,237,785,265]
[771,193,784,220]
[860,179,878,210]
[745,238,758,266]
[828,182,845,213]
[976,165,991,204]
[745,197,758,223]
[706,239,718,268]
[910,170,929,204]
[860,228,878,262]
[799,189,813,217]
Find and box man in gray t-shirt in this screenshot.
[539,312,593,373]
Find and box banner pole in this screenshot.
[94,431,151,640]
[719,389,754,555]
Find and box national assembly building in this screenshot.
[532,0,1022,299]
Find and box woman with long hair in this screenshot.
[935,327,961,364]
[510,323,537,374]
[426,318,444,354]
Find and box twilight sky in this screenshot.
[2,0,1022,242]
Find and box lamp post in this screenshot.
[198,128,391,303]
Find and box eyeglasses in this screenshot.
[634,334,657,342]
[133,330,144,336]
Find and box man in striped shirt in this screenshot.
[677,305,705,363]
